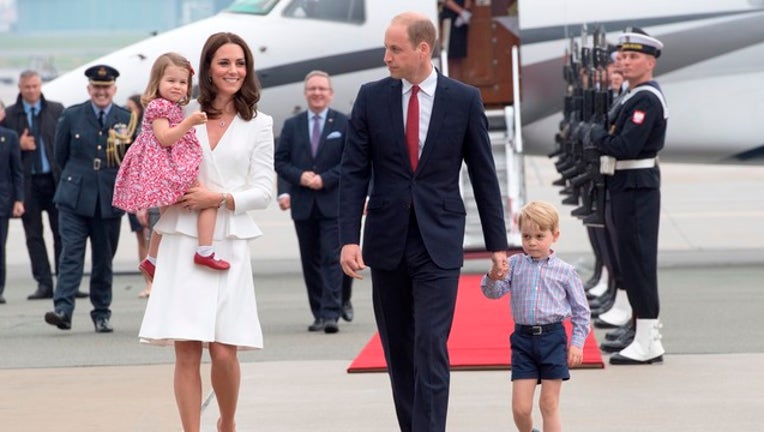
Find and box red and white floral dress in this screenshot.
[113,98,202,213]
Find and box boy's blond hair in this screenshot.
[517,200,560,233]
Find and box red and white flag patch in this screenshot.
[632,110,646,125]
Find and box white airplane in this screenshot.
[42,0,764,164]
[42,0,440,139]
[518,0,764,164]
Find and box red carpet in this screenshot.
[348,274,604,373]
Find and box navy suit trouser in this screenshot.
[371,211,460,432]
[294,206,343,320]
[54,206,121,322]
[22,173,60,290]
[0,217,8,295]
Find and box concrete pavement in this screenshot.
[1,156,763,431]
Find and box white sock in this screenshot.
[147,256,157,265]
[196,246,214,257]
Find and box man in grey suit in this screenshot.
[339,12,509,432]
[275,70,349,334]
[44,65,130,333]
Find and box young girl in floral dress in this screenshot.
[114,52,230,280]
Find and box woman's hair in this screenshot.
[127,94,144,121]
[518,200,560,233]
[141,52,194,107]
[197,32,260,121]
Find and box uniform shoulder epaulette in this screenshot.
[112,104,131,114]
[62,101,89,114]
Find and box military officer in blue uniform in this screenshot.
[44,65,131,333]
[589,28,668,364]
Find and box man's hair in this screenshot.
[393,12,437,51]
[19,70,41,81]
[518,200,560,233]
[304,70,332,89]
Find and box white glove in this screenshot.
[454,10,472,27]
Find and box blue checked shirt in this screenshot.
[481,252,591,348]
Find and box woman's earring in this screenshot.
[208,76,212,84]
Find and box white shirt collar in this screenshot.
[403,66,437,96]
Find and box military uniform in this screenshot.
[44,65,131,333]
[590,28,668,365]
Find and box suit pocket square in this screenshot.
[326,131,342,139]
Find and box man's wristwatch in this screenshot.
[218,193,227,209]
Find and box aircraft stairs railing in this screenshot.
[460,106,525,252]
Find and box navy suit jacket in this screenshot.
[53,101,131,219]
[275,108,349,221]
[339,73,508,270]
[1,94,65,187]
[0,127,24,218]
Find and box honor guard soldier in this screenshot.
[588,28,668,364]
[44,65,131,333]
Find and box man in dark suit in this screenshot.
[44,65,130,333]
[0,126,25,304]
[0,70,81,300]
[339,12,509,432]
[275,70,349,334]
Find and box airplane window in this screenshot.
[228,0,280,15]
[282,0,365,24]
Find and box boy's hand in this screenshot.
[567,345,583,367]
[488,251,508,280]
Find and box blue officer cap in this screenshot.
[84,64,120,85]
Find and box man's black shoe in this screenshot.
[0,295,6,304]
[308,318,325,332]
[44,310,72,330]
[27,286,53,300]
[75,291,89,298]
[341,301,354,322]
[324,318,339,334]
[94,318,113,333]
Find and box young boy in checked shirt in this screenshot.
[482,200,590,432]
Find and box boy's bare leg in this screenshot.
[539,379,563,432]
[512,379,537,432]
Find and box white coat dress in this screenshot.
[139,112,275,350]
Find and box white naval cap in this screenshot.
[618,27,663,58]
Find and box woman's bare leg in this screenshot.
[209,342,240,432]
[174,341,203,432]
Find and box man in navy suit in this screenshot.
[339,12,509,431]
[44,65,130,333]
[0,70,71,301]
[275,70,349,334]
[0,125,25,304]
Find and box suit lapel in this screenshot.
[386,80,408,170]
[315,109,337,158]
[418,73,448,171]
[297,111,312,157]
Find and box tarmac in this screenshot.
[1,156,763,431]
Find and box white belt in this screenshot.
[615,157,657,170]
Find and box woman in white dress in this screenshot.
[138,32,274,432]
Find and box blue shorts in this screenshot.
[510,322,570,383]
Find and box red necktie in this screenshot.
[406,85,420,171]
